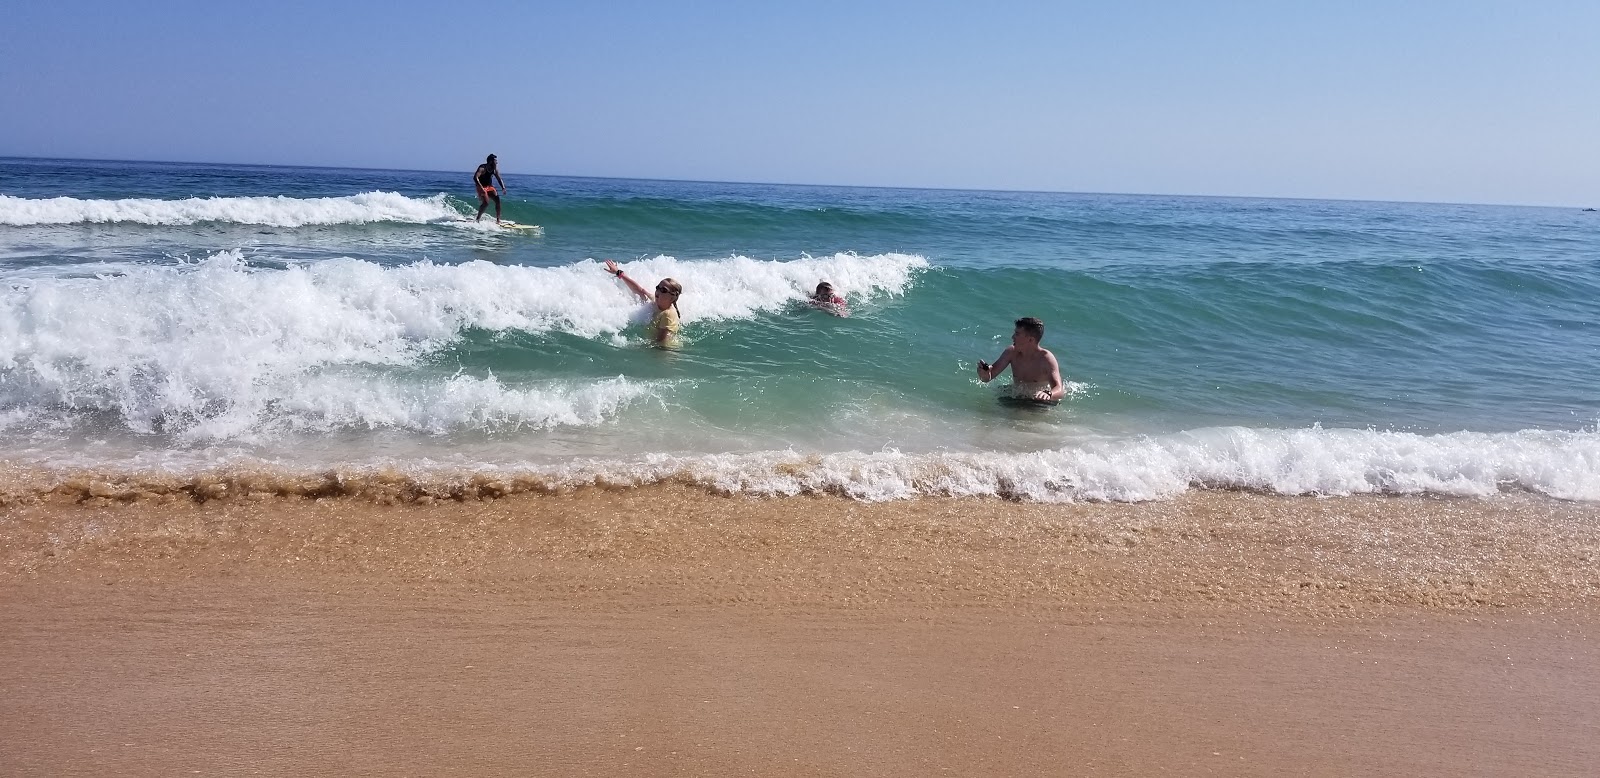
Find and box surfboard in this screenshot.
[454,217,542,233]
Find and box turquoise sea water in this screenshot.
[1,157,1596,500]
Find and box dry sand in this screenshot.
[3,488,1598,776]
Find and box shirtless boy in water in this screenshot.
[977,316,1065,402]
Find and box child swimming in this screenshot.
[808,281,849,317]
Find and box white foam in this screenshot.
[192,373,665,442]
[598,252,926,325]
[7,426,1596,503]
[505,426,1600,502]
[0,191,467,227]
[0,250,923,441]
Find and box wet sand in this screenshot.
[3,489,1598,776]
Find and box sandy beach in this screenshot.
[3,488,1598,776]
[9,3,1600,776]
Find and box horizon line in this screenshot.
[0,154,1590,211]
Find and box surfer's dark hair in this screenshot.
[1015,317,1044,341]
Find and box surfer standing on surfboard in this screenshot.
[473,154,505,224]
[977,316,1065,403]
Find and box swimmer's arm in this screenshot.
[473,167,486,194]
[1041,351,1065,402]
[604,259,653,301]
[494,169,506,191]
[978,346,1015,383]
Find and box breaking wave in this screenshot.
[0,191,467,227]
[5,426,1596,504]
[0,250,925,441]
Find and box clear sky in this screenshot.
[3,1,1597,206]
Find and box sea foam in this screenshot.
[0,192,467,227]
[0,250,925,441]
[521,426,1600,502]
[5,426,1597,504]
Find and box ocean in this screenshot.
[1,156,1596,502]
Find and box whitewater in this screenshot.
[0,191,468,227]
[2,158,1597,503]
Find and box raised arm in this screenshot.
[604,259,653,301]
[977,346,1016,383]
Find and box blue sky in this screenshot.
[3,1,1596,205]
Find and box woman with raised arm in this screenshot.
[604,259,683,349]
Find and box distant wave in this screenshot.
[530,195,939,235]
[0,191,470,227]
[0,250,925,441]
[5,427,1597,503]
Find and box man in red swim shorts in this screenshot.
[474,154,505,223]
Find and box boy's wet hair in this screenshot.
[1014,316,1045,341]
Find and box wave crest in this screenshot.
[0,250,923,441]
[0,191,467,227]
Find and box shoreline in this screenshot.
[6,488,1597,613]
[4,490,1598,776]
[4,424,1597,507]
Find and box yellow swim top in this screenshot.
[650,306,682,349]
